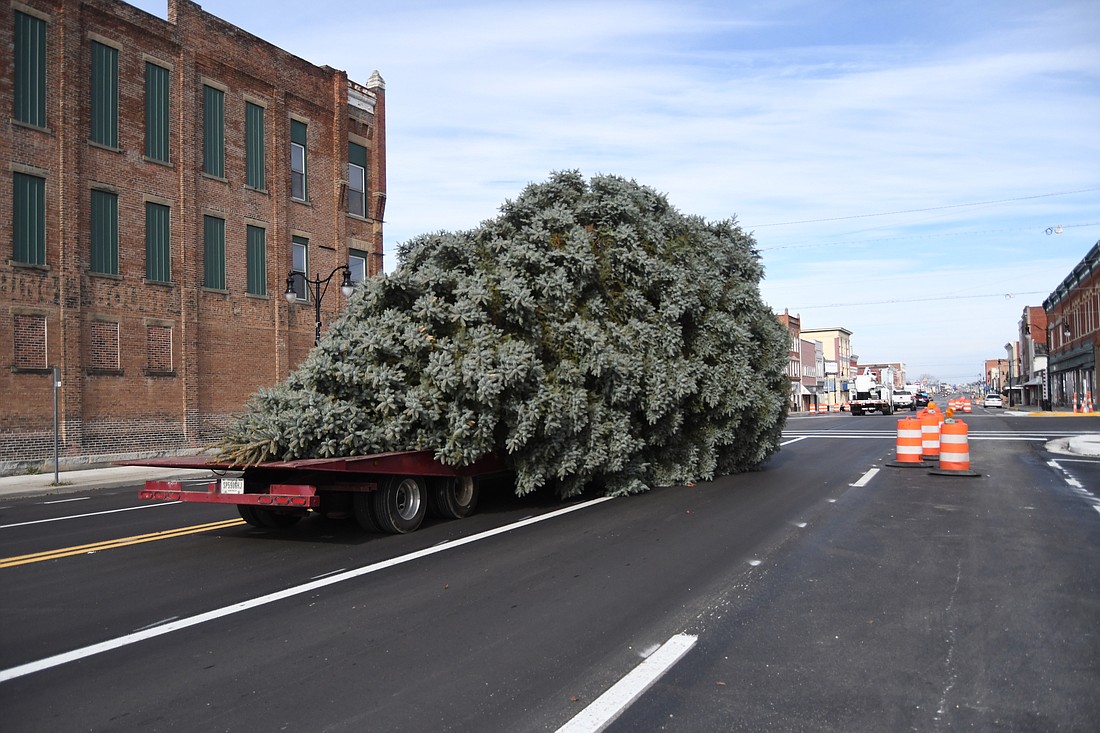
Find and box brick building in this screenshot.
[1,0,386,472]
[1044,241,1100,409]
[776,308,801,412]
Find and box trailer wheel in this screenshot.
[238,505,302,528]
[352,491,380,532]
[430,476,479,519]
[238,505,267,527]
[372,476,427,534]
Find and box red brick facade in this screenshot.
[1,0,387,471]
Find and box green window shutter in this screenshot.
[14,11,47,128]
[291,120,307,146]
[246,225,267,295]
[13,173,46,265]
[90,42,119,148]
[203,215,226,289]
[348,142,367,169]
[145,202,171,282]
[145,63,170,162]
[245,102,266,189]
[203,85,225,177]
[90,190,119,275]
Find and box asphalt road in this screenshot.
[1,412,1097,731]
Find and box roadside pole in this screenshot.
[52,366,60,484]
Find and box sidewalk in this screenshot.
[0,465,218,500]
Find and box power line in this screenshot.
[791,291,1046,310]
[757,222,1100,251]
[747,187,1100,228]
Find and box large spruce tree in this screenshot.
[218,171,789,497]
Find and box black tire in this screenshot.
[238,504,267,527]
[430,476,479,519]
[238,505,302,528]
[352,491,380,532]
[372,476,427,534]
[852,407,862,416]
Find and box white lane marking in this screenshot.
[42,497,90,505]
[780,436,807,446]
[0,496,614,683]
[556,633,697,733]
[310,568,348,581]
[0,501,183,529]
[1047,460,1100,518]
[133,616,179,633]
[849,468,880,487]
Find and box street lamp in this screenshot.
[285,265,356,345]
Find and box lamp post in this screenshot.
[1046,319,1071,410]
[285,265,355,345]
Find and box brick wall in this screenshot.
[0,0,386,473]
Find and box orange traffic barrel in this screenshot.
[887,416,927,467]
[962,398,972,413]
[929,420,981,477]
[920,410,942,460]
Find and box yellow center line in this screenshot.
[0,518,247,569]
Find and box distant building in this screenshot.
[1044,241,1099,408]
[776,309,802,411]
[855,362,907,389]
[800,327,853,407]
[800,337,821,412]
[1017,306,1049,407]
[1,0,387,471]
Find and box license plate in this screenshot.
[221,478,245,494]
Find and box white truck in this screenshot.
[849,373,894,416]
[891,390,915,411]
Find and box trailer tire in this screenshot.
[238,505,267,527]
[352,491,381,532]
[372,476,427,534]
[238,505,302,528]
[430,476,479,519]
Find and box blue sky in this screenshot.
[131,0,1100,384]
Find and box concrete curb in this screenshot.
[1045,434,1100,459]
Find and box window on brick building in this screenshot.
[290,236,309,300]
[203,215,226,289]
[146,324,173,374]
[203,85,225,178]
[246,225,267,295]
[89,320,120,372]
[13,172,46,266]
[290,120,307,201]
[145,202,171,282]
[348,142,367,217]
[246,102,265,190]
[90,42,118,148]
[91,189,118,275]
[348,248,369,284]
[13,314,47,370]
[145,62,170,162]
[14,11,47,128]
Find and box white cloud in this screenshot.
[125,0,1100,382]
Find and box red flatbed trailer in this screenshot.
[122,450,509,534]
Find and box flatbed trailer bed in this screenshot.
[121,450,509,534]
